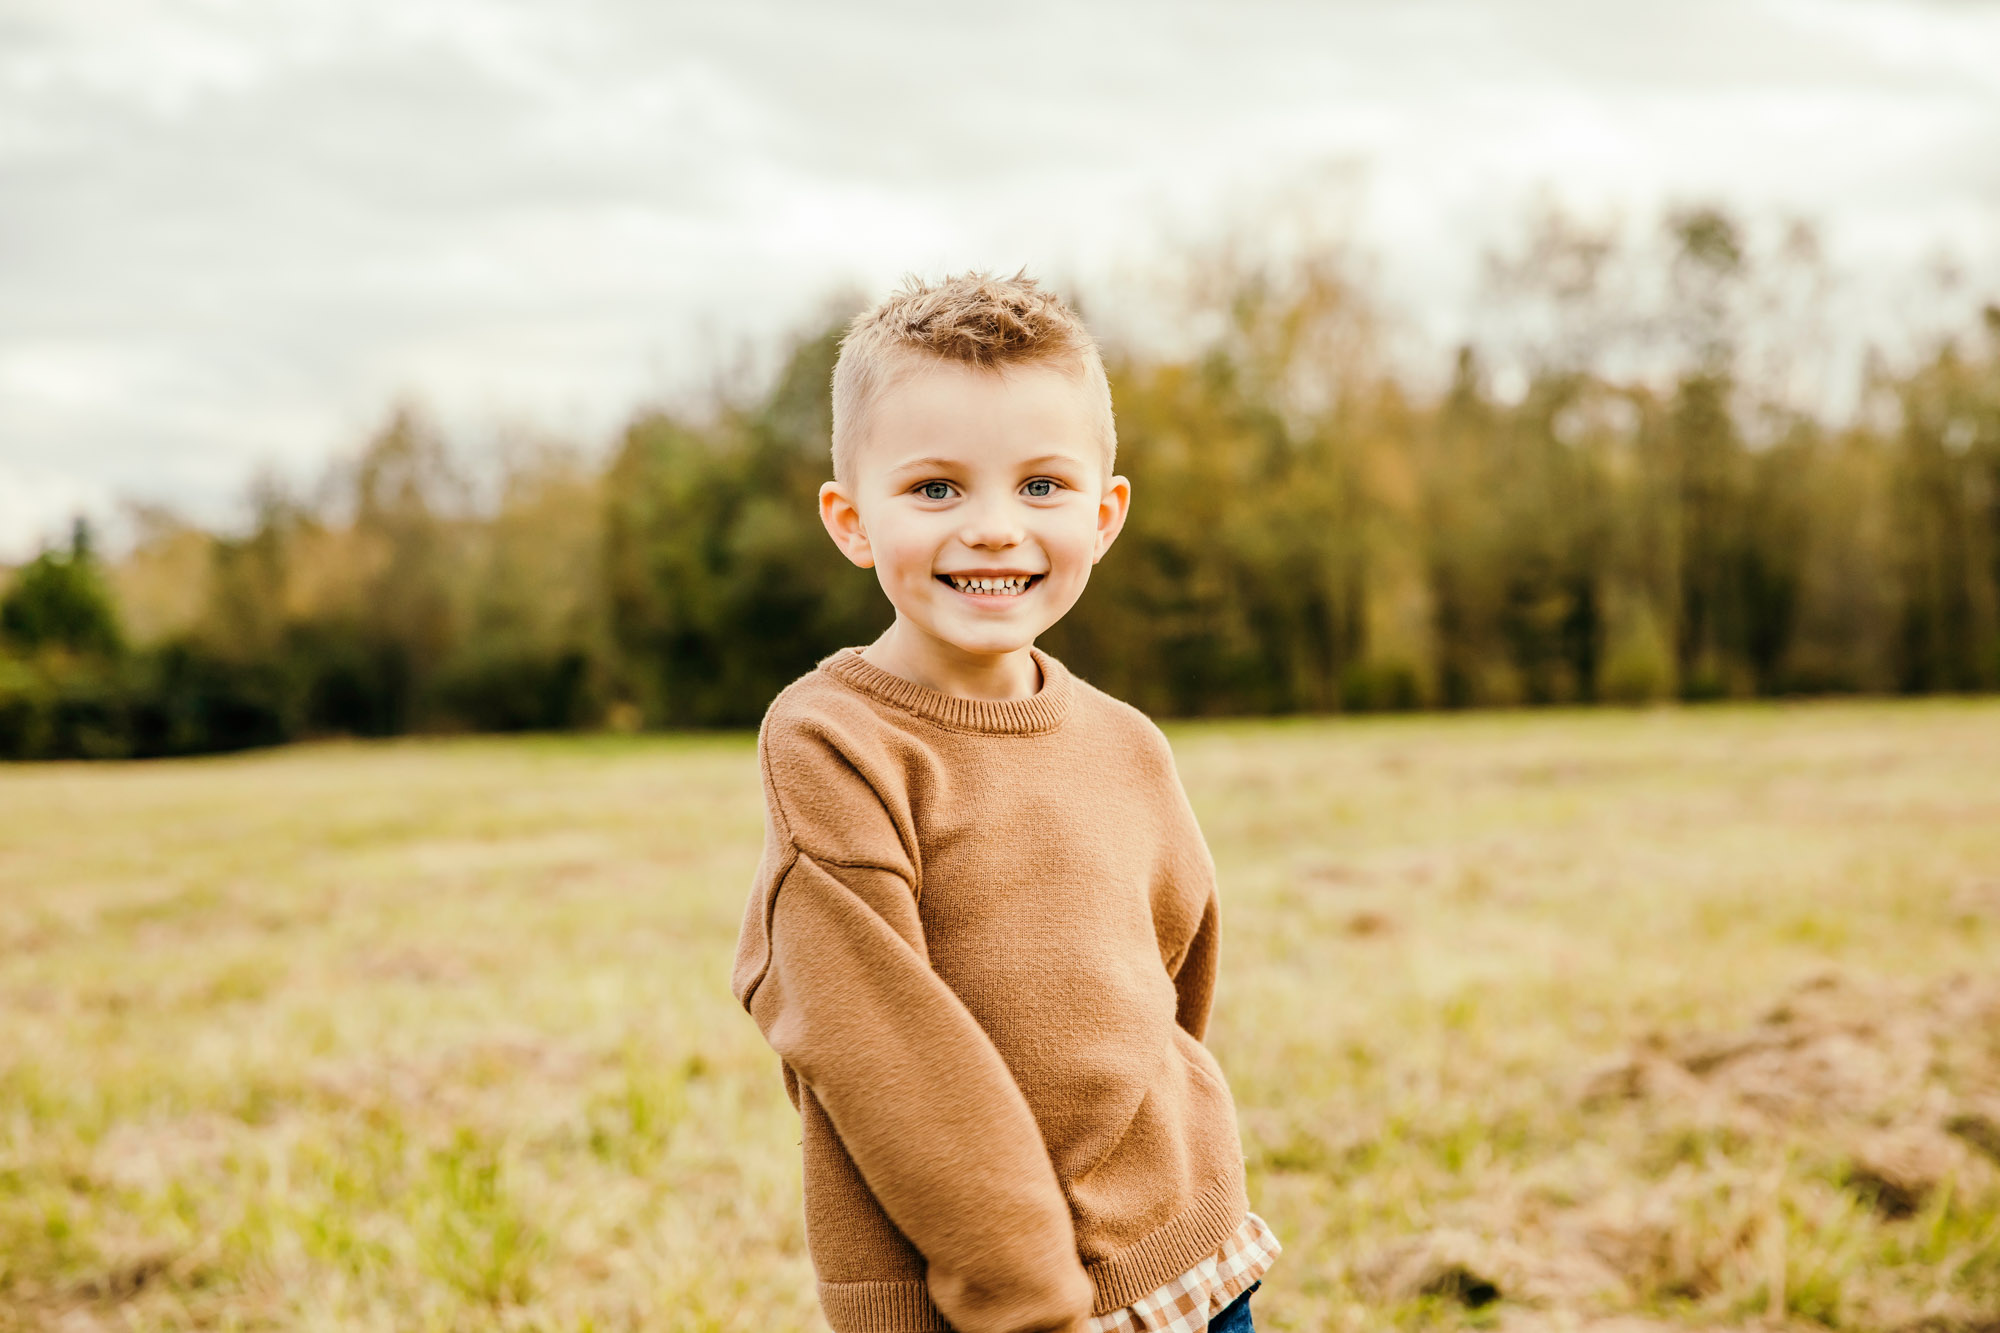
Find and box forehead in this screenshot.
[856,359,1105,476]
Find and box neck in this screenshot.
[860,619,1043,701]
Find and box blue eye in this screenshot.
[1024,478,1055,497]
[920,481,952,500]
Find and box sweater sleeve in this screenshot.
[1169,884,1220,1042]
[733,717,1094,1333]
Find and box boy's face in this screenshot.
[819,360,1130,663]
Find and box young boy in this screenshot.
[731,273,1277,1333]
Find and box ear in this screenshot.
[1091,474,1132,564]
[819,481,874,569]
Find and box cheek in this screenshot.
[872,521,942,583]
[1039,509,1103,569]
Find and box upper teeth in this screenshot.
[948,575,1033,595]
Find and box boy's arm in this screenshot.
[1150,723,1221,1043]
[1169,886,1220,1041]
[734,722,1093,1333]
[752,855,1092,1331]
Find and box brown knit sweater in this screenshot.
[731,647,1250,1333]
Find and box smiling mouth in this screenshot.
[937,573,1044,597]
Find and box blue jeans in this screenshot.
[1209,1281,1259,1332]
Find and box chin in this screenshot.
[934,623,1039,657]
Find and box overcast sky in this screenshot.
[4,0,1999,558]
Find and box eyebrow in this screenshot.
[883,452,1090,475]
[883,456,965,475]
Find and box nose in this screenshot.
[958,493,1025,551]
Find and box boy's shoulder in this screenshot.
[754,656,919,804]
[757,655,883,751]
[1066,671,1178,756]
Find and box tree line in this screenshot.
[3,206,1997,757]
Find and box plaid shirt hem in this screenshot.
[1085,1211,1280,1333]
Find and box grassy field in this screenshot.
[3,701,1999,1333]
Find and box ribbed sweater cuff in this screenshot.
[816,1279,950,1333]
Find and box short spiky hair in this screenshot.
[829,271,1116,482]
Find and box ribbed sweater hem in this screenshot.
[1083,1171,1251,1312]
[813,1172,1250,1332]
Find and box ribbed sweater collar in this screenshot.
[817,645,1074,735]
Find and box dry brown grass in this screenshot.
[2,701,1998,1332]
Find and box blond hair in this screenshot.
[829,271,1116,482]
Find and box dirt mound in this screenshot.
[1580,971,2000,1235]
[1366,972,2000,1326]
[1361,1226,1626,1308]
[1583,971,2000,1137]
